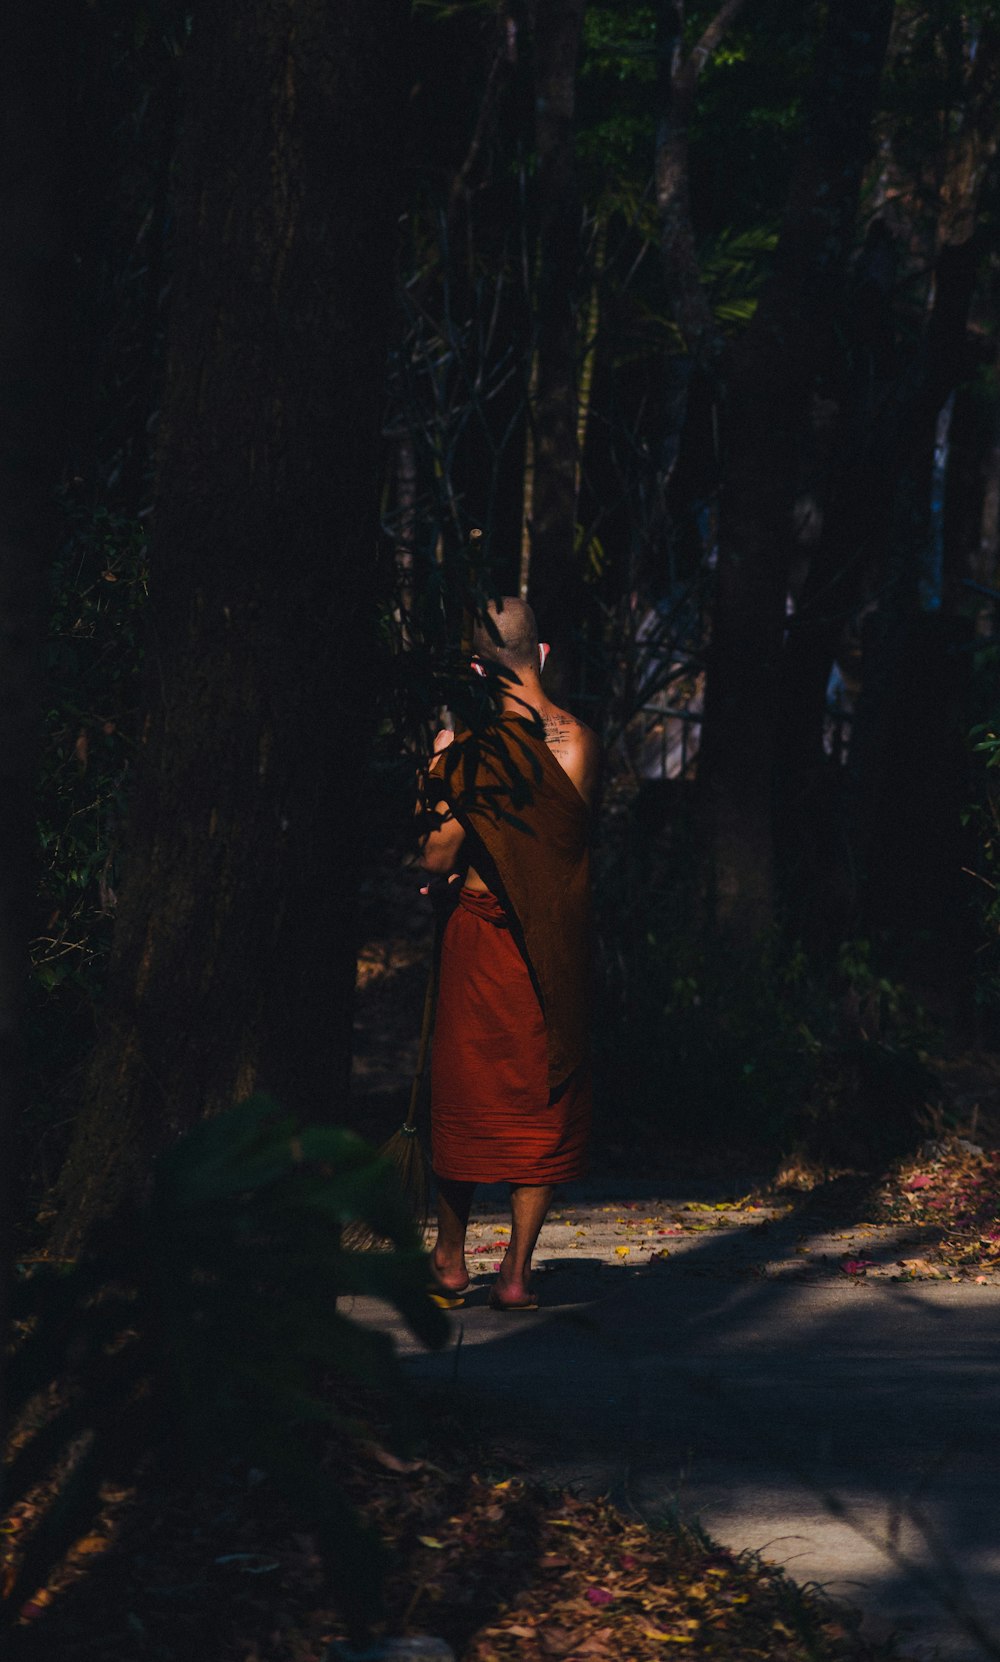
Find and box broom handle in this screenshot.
[408,538,477,1136]
[404,958,437,1131]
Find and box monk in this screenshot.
[419,598,600,1311]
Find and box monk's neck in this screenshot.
[499,677,547,720]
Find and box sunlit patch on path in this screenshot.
[430,1179,1000,1291]
[347,1178,1000,1660]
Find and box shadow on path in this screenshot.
[350,1178,1000,1662]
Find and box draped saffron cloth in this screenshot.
[429,715,592,1185]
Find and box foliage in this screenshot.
[877,1132,1000,1275]
[963,709,1000,1008]
[3,1097,447,1640]
[36,504,148,995]
[347,1477,897,1662]
[593,794,937,1166]
[2,1396,911,1660]
[21,507,149,1207]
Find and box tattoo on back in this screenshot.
[542,715,577,747]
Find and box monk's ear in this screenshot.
[539,642,550,673]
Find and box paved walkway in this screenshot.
[346,1182,1000,1662]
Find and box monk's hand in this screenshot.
[432,727,455,754]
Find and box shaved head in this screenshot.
[472,597,540,674]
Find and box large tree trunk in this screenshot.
[698,0,894,942]
[0,0,74,1476]
[524,0,585,663]
[776,24,1000,936]
[52,0,409,1250]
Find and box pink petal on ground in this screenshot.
[585,1587,614,1606]
[841,1258,873,1276]
[905,1175,933,1190]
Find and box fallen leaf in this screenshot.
[575,1631,616,1656]
[417,1535,447,1549]
[840,1258,873,1276]
[18,1588,52,1621]
[539,1624,583,1655]
[369,1445,423,1474]
[898,1258,940,1276]
[585,1585,614,1605]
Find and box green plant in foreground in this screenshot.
[4,1097,447,1641]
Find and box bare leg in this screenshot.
[494,1184,554,1307]
[431,1177,475,1293]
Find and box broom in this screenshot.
[346,536,483,1251]
[343,957,436,1252]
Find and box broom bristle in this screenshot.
[380,1124,429,1228]
[341,1123,429,1252]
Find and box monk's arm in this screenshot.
[417,728,467,874]
[419,801,465,873]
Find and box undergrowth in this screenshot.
[592,788,940,1172]
[24,505,148,1210]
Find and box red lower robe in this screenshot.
[430,885,591,1185]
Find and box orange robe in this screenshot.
[430,715,592,1185]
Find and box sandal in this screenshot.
[428,1285,466,1309]
[427,1266,469,1309]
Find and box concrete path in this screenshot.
[345,1183,1000,1662]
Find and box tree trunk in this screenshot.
[52,0,409,1251]
[0,0,74,1477]
[524,0,585,660]
[699,0,894,942]
[973,377,1000,636]
[655,0,748,369]
[773,23,1000,933]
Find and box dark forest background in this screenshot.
[4,0,1000,1648]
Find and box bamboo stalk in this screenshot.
[519,349,539,600]
[575,218,606,505]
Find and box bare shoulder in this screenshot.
[539,705,601,805]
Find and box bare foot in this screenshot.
[430,1252,470,1295]
[489,1278,539,1311]
[490,1261,538,1309]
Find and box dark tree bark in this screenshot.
[776,26,1000,936]
[0,1,74,1484]
[698,0,895,941]
[53,0,409,1250]
[524,0,586,658]
[655,0,748,370]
